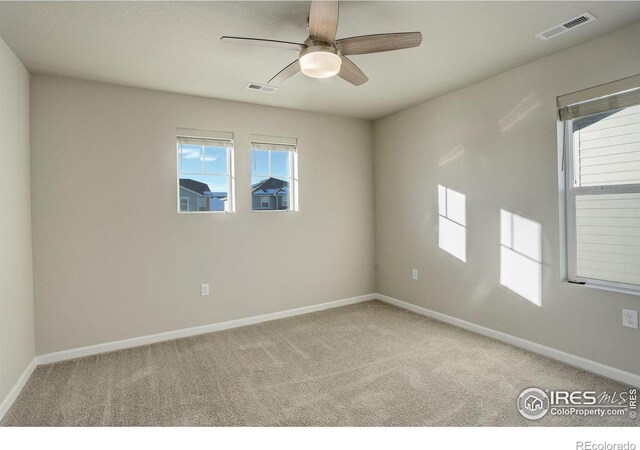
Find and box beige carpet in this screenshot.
[1,300,637,426]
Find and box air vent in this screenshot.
[245,82,278,94]
[535,12,596,41]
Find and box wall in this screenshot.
[0,37,34,403]
[374,21,640,375]
[31,76,375,354]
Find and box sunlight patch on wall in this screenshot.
[500,210,542,306]
[438,185,466,262]
[499,94,541,133]
[438,145,465,167]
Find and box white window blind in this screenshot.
[558,73,640,121]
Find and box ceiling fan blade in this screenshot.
[221,36,306,51]
[336,32,422,55]
[308,0,339,43]
[268,60,301,84]
[338,56,368,86]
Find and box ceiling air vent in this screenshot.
[535,12,596,41]
[245,82,278,94]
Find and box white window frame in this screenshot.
[176,128,235,214]
[560,75,640,295]
[180,197,189,212]
[250,135,298,213]
[260,196,270,209]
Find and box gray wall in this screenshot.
[31,75,375,354]
[0,37,34,402]
[374,21,640,375]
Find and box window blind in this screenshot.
[251,141,296,152]
[176,128,233,141]
[177,136,233,148]
[557,73,640,121]
[250,134,297,152]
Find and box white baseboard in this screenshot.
[36,293,377,365]
[376,293,640,388]
[0,358,37,422]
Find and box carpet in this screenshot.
[2,300,637,426]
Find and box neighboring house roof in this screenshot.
[252,177,288,195]
[179,178,211,195]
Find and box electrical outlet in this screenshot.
[412,269,419,280]
[623,309,638,329]
[201,283,210,296]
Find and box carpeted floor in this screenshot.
[2,300,637,426]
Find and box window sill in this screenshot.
[178,211,234,214]
[570,279,640,297]
[251,210,297,213]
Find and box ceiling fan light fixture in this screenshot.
[298,47,342,79]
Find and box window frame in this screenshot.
[176,129,235,214]
[250,137,299,213]
[564,106,640,295]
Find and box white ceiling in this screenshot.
[1,1,640,120]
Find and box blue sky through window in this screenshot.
[179,144,229,193]
[178,144,292,193]
[251,149,291,184]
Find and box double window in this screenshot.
[560,74,640,293]
[177,129,235,213]
[176,130,298,213]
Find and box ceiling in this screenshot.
[1,1,640,120]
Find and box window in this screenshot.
[177,129,234,213]
[438,185,466,262]
[560,74,640,293]
[251,136,298,211]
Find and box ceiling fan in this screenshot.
[221,0,422,86]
